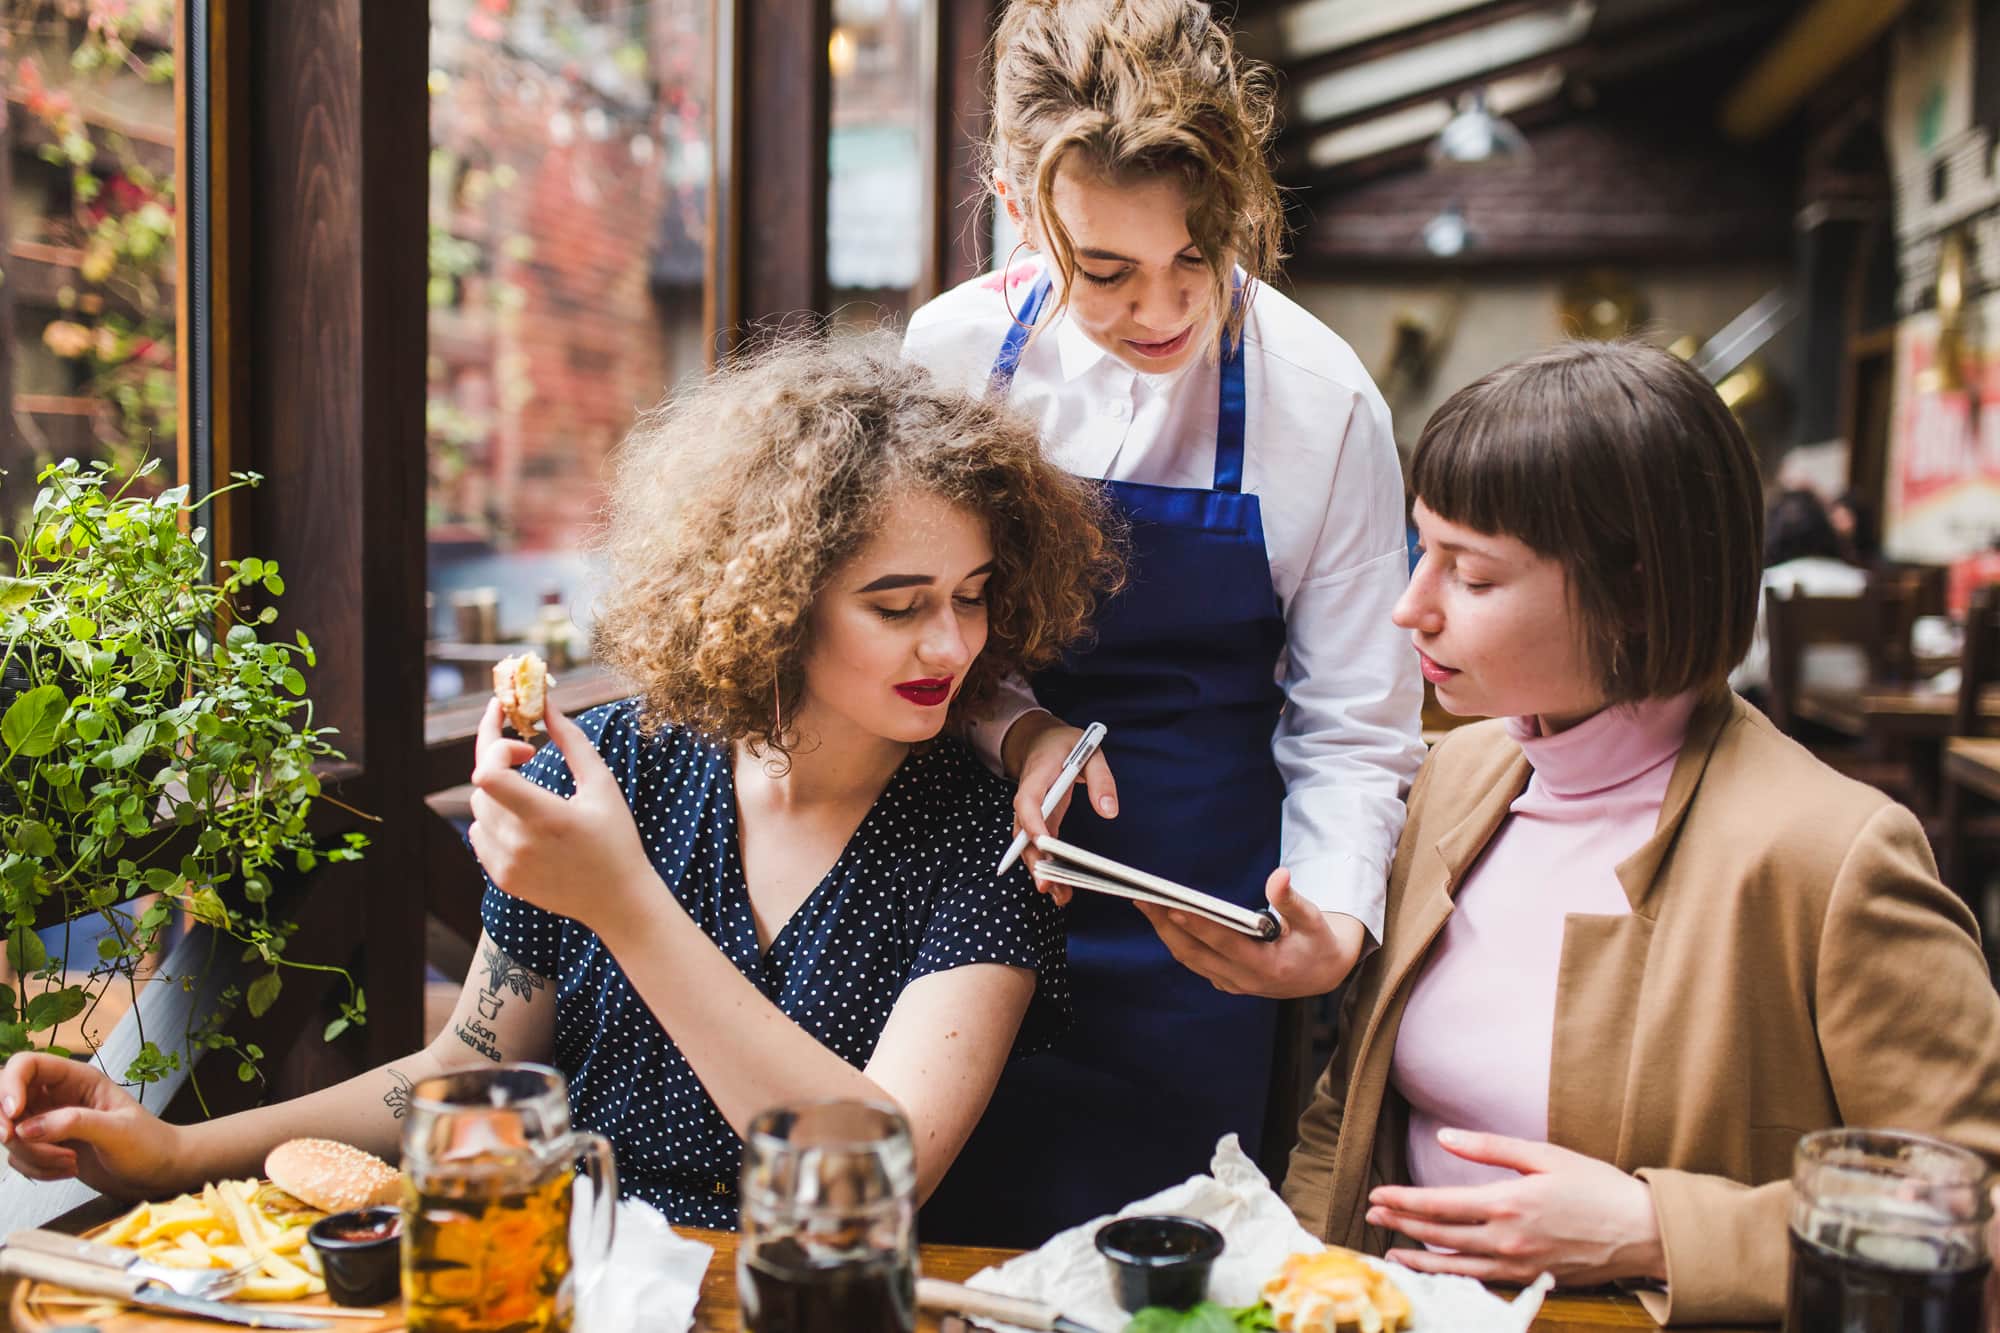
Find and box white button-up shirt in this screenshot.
[904,264,1424,940]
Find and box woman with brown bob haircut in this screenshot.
[0,335,1122,1231]
[1282,340,2000,1324]
[908,0,1422,1243]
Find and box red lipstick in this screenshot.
[894,677,953,707]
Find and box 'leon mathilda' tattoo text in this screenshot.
[455,943,546,1062]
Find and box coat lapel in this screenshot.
[1549,690,1738,1163]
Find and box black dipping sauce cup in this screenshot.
[1094,1215,1225,1312]
[306,1206,403,1307]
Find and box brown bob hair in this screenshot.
[590,334,1122,760]
[1410,340,1764,703]
[986,0,1285,348]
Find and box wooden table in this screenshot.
[1946,737,2000,804]
[1797,682,2000,741]
[687,1227,1739,1332]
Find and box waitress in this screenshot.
[906,0,1422,1243]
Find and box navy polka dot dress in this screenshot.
[478,699,1071,1228]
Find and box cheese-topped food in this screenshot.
[493,650,551,736]
[1261,1246,1413,1333]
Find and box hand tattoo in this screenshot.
[384,1067,413,1119]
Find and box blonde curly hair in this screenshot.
[591,334,1123,759]
[987,0,1286,348]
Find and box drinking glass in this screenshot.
[737,1099,917,1333]
[1786,1127,1990,1333]
[401,1063,617,1333]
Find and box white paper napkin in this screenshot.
[577,1196,714,1332]
[963,1136,1551,1332]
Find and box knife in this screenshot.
[0,1246,331,1328]
[917,1276,1106,1333]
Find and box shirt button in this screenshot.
[1105,399,1129,420]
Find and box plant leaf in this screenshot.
[15,822,54,859]
[187,886,229,929]
[1,685,67,758]
[23,987,86,1032]
[6,927,46,975]
[0,578,39,612]
[246,970,281,1018]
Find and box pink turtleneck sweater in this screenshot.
[1389,693,1698,1189]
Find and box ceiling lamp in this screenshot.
[1422,202,1472,258]
[1429,87,1532,167]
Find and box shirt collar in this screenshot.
[1051,305,1208,398]
[1053,306,1118,383]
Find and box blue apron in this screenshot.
[922,275,1289,1246]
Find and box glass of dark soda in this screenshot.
[1785,1128,1990,1333]
[739,1099,918,1333]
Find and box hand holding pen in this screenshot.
[998,721,1110,896]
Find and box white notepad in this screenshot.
[1030,835,1281,941]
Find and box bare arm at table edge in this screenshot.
[597,885,1035,1204]
[0,929,554,1200]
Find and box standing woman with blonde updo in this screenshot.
[907,0,1422,1242]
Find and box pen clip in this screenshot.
[1060,722,1106,771]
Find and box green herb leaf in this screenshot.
[2,684,67,758]
[0,577,39,612]
[15,822,55,859]
[24,987,86,1032]
[6,927,46,975]
[245,969,281,1018]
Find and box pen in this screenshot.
[996,722,1108,877]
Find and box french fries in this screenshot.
[92,1177,333,1303]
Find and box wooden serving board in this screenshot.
[9,1208,405,1333]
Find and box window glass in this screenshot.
[2,0,181,503]
[828,0,926,329]
[426,0,713,704]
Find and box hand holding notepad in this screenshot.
[1029,835,1283,941]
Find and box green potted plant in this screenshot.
[0,457,368,1097]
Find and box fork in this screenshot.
[5,1228,259,1299]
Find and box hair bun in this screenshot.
[265,1138,402,1213]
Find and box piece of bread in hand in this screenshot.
[264,1138,401,1214]
[493,650,551,736]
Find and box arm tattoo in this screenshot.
[455,1018,503,1061]
[383,1067,413,1119]
[482,943,546,1002]
[455,944,542,1061]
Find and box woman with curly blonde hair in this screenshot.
[908,0,1422,1242]
[0,336,1120,1229]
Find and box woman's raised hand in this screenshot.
[0,1051,185,1198]
[1139,866,1365,998]
[1002,714,1119,904]
[468,699,656,934]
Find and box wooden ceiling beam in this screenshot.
[1278,0,1566,86]
[1719,0,1913,140]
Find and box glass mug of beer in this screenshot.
[738,1099,918,1333]
[401,1063,617,1333]
[1786,1127,1991,1333]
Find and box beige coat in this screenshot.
[1282,691,2000,1325]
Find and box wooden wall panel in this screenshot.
[733,0,832,335]
[246,0,429,1066]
